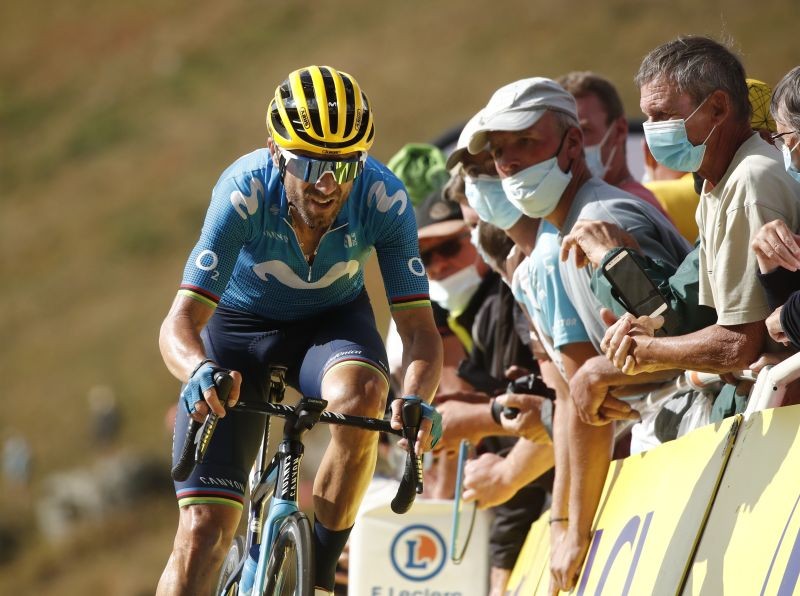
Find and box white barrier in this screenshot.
[349,478,491,596]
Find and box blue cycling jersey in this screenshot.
[179,149,431,320]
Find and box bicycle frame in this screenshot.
[192,366,423,595]
[244,402,317,595]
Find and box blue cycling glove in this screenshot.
[403,396,443,449]
[181,359,218,415]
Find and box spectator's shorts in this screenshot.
[171,290,389,509]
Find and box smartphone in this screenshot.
[601,248,671,333]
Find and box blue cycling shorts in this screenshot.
[172,290,390,509]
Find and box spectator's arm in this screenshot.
[550,341,603,593]
[462,438,554,510]
[434,399,515,453]
[604,316,766,375]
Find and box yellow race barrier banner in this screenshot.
[571,416,739,595]
[685,405,800,595]
[505,512,551,595]
[508,416,740,595]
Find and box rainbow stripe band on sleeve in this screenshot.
[176,487,244,510]
[178,285,220,309]
[390,294,431,312]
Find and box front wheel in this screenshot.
[216,534,246,596]
[264,511,314,596]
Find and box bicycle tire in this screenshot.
[216,534,246,596]
[263,511,315,596]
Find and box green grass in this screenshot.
[1,0,799,590]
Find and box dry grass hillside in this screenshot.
[1,0,799,592]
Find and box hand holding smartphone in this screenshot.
[601,248,671,335]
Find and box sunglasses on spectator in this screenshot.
[279,148,366,184]
[770,130,799,150]
[421,235,468,267]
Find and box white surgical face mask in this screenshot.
[464,175,522,230]
[500,131,573,218]
[502,157,573,218]
[469,224,494,268]
[584,126,617,179]
[427,264,483,314]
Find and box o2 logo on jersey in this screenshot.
[390,524,446,581]
[408,257,425,277]
[196,250,220,280]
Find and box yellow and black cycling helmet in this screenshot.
[267,65,375,156]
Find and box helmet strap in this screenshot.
[277,152,288,184]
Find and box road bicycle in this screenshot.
[172,366,424,595]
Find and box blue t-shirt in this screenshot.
[179,149,430,320]
[513,222,589,349]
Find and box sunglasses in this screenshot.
[279,148,366,184]
[421,235,467,267]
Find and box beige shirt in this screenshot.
[697,133,800,325]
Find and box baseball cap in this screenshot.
[445,110,486,170]
[467,77,578,154]
[415,188,466,240]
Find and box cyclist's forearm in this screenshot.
[401,326,443,402]
[160,294,215,382]
[393,308,443,402]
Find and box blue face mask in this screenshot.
[643,96,717,172]
[782,140,800,183]
[464,175,523,230]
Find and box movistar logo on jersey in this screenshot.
[252,260,359,289]
[230,179,263,220]
[367,182,408,215]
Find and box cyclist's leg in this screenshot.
[158,307,283,596]
[297,291,390,591]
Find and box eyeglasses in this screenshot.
[279,148,366,184]
[770,130,799,150]
[420,235,467,267]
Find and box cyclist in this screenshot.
[156,65,443,596]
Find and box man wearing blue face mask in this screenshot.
[573,38,800,589]
[603,38,800,378]
[467,75,692,593]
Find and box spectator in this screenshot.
[592,41,800,519]
[602,36,800,380]
[753,66,800,349]
[557,71,671,218]
[435,115,554,596]
[466,76,689,592]
[563,74,793,337]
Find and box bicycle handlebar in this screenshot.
[171,372,424,513]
